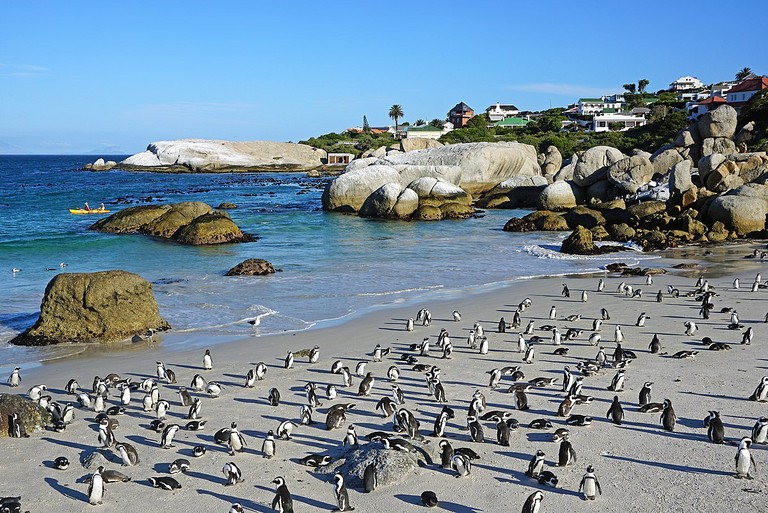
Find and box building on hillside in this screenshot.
[406,125,445,139]
[711,81,737,98]
[485,102,519,122]
[448,102,475,128]
[369,126,396,135]
[679,90,711,102]
[726,76,768,110]
[494,117,529,129]
[592,113,647,132]
[686,96,727,120]
[669,76,704,91]
[578,97,623,115]
[326,153,355,165]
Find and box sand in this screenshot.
[2,243,768,513]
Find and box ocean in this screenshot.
[0,155,656,365]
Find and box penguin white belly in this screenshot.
[583,479,596,498]
[736,450,751,475]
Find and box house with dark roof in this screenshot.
[448,102,474,128]
[485,102,519,122]
[726,76,768,110]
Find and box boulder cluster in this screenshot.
[90,201,254,245]
[506,105,768,250]
[322,142,542,220]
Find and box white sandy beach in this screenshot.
[2,244,768,513]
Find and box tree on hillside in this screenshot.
[363,115,371,133]
[623,83,636,94]
[415,119,426,126]
[429,118,445,128]
[638,79,650,94]
[388,104,404,132]
[736,67,753,81]
[466,113,490,130]
[538,116,563,133]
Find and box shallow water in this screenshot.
[0,155,659,365]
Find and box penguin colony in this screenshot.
[3,262,768,512]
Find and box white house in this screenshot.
[406,125,446,140]
[485,102,520,122]
[669,76,704,91]
[679,90,711,102]
[592,113,647,132]
[726,76,768,110]
[578,97,623,115]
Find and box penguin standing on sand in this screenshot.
[549,306,557,320]
[526,450,546,477]
[581,290,588,303]
[707,411,725,444]
[309,345,320,364]
[735,437,757,479]
[607,396,624,425]
[271,476,294,513]
[579,465,602,500]
[492,415,510,446]
[743,327,754,345]
[332,473,354,511]
[363,462,377,493]
[562,284,570,297]
[262,430,276,458]
[639,382,653,405]
[406,318,414,332]
[749,376,768,402]
[451,453,472,477]
[115,442,140,466]
[521,491,544,513]
[357,372,374,397]
[222,462,243,485]
[649,334,661,354]
[269,387,281,406]
[439,439,454,469]
[342,425,359,447]
[227,422,247,455]
[752,417,768,444]
[7,367,20,387]
[202,349,213,370]
[661,399,677,431]
[285,351,294,369]
[558,436,577,466]
[467,415,484,443]
[597,278,604,292]
[88,466,105,505]
[161,424,180,448]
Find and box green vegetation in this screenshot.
[299,130,395,156]
[736,67,753,81]
[438,109,688,157]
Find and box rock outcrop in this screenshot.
[120,139,326,172]
[0,394,52,437]
[322,142,542,220]
[90,202,254,245]
[704,183,768,236]
[10,271,170,346]
[225,259,276,276]
[399,138,443,152]
[83,158,117,171]
[573,146,625,187]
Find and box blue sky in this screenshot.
[1,1,766,154]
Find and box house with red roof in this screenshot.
[687,95,727,120]
[726,76,768,110]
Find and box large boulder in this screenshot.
[698,153,726,184]
[573,146,625,187]
[359,183,403,218]
[0,394,52,437]
[173,213,252,245]
[705,184,768,235]
[10,271,170,346]
[701,137,737,157]
[478,176,548,208]
[541,145,563,178]
[322,142,541,213]
[560,226,596,254]
[225,259,276,276]
[120,139,326,172]
[538,181,585,211]
[698,105,738,139]
[651,148,685,176]
[400,138,443,152]
[92,203,252,245]
[563,206,606,229]
[392,189,420,218]
[607,155,654,193]
[668,160,694,196]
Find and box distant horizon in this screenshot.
[1,1,766,154]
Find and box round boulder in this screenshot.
[225,259,276,276]
[560,226,596,254]
[573,146,625,187]
[173,213,254,245]
[538,181,585,211]
[698,105,738,139]
[607,155,654,194]
[359,183,403,218]
[10,270,170,346]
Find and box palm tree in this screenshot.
[388,104,404,132]
[415,119,426,126]
[736,67,753,81]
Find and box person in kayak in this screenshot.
[99,202,105,211]
[84,202,91,211]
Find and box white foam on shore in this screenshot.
[522,243,660,261]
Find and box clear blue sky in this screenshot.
[1,1,766,154]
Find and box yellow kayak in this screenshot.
[69,208,111,214]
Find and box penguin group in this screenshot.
[4,252,768,511]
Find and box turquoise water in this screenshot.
[0,155,655,364]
